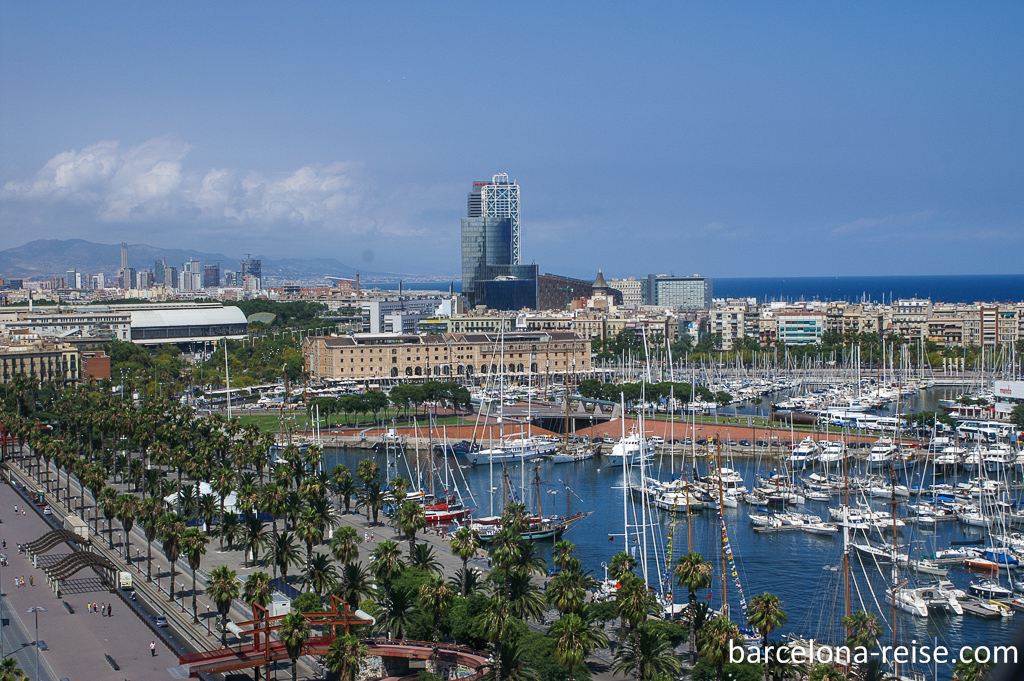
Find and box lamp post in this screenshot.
[206,604,211,636]
[0,553,6,658]
[27,606,46,681]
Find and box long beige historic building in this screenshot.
[303,331,591,381]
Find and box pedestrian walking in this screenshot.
[150,641,156,657]
[93,601,98,613]
[21,510,25,516]
[87,602,92,613]
[13,505,17,514]
[101,602,105,617]
[29,575,33,587]
[3,539,6,549]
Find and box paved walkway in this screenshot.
[0,476,176,681]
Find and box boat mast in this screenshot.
[621,392,629,551]
[715,433,728,618]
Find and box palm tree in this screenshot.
[272,531,302,584]
[449,527,479,595]
[616,574,657,656]
[243,570,273,611]
[357,480,385,525]
[675,552,713,662]
[546,569,592,615]
[953,648,992,681]
[296,507,325,573]
[410,543,443,575]
[211,466,235,548]
[356,457,380,487]
[140,497,163,582]
[115,493,140,565]
[98,487,120,548]
[244,515,269,568]
[809,664,846,681]
[325,633,367,681]
[206,565,240,646]
[332,464,356,515]
[481,637,541,681]
[609,550,637,579]
[370,539,404,602]
[550,612,610,681]
[182,528,209,623]
[302,553,338,598]
[612,622,683,681]
[450,567,484,598]
[699,616,742,681]
[418,576,453,660]
[747,592,787,648]
[336,562,375,610]
[378,584,416,639]
[278,612,311,681]
[158,513,186,603]
[506,570,547,623]
[842,609,882,651]
[482,595,512,681]
[0,655,26,681]
[221,512,239,550]
[552,540,577,571]
[395,500,426,555]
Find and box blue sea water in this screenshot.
[711,274,1024,304]
[376,274,1024,304]
[324,424,1009,675]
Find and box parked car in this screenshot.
[42,506,51,516]
[739,440,751,447]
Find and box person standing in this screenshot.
[150,641,156,657]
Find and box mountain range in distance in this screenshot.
[0,239,453,284]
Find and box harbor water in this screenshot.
[324,436,1018,675]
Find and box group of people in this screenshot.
[87,601,113,617]
[13,575,32,588]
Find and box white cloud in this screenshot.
[829,210,936,237]
[2,136,369,232]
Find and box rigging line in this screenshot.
[852,550,890,628]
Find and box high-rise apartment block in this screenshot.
[646,275,712,310]
[203,264,220,289]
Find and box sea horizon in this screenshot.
[367,273,1024,305]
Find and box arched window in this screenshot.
[465,365,473,375]
[456,365,464,375]
[390,368,398,377]
[531,363,538,373]
[517,363,524,373]
[433,366,440,376]
[491,364,497,373]
[415,367,422,376]
[405,367,413,376]
[481,365,487,374]
[442,366,450,375]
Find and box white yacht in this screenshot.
[789,437,819,469]
[606,431,655,467]
[868,437,897,468]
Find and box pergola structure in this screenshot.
[177,595,490,679]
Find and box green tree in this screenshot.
[549,612,609,681]
[418,576,454,661]
[158,513,186,603]
[675,552,713,661]
[182,527,209,623]
[612,621,683,681]
[953,648,992,681]
[699,616,742,681]
[842,609,882,651]
[1010,403,1024,431]
[450,527,479,595]
[747,592,787,648]
[272,531,303,583]
[206,565,240,646]
[278,612,311,681]
[325,633,368,681]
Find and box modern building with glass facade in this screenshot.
[461,217,512,306]
[468,174,521,265]
[646,275,712,310]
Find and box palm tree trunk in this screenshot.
[192,570,199,623]
[147,540,153,581]
[168,564,176,602]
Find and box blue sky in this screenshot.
[1,2,1021,279]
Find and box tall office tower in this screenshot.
[468,174,521,265]
[241,255,262,280]
[155,259,164,277]
[461,217,511,306]
[164,266,178,289]
[203,264,220,288]
[121,242,128,270]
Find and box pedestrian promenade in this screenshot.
[0,477,175,681]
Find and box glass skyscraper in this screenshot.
[461,217,512,306]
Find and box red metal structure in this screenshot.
[177,595,490,679]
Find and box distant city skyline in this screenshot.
[1,3,1021,279]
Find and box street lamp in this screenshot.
[27,606,46,681]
